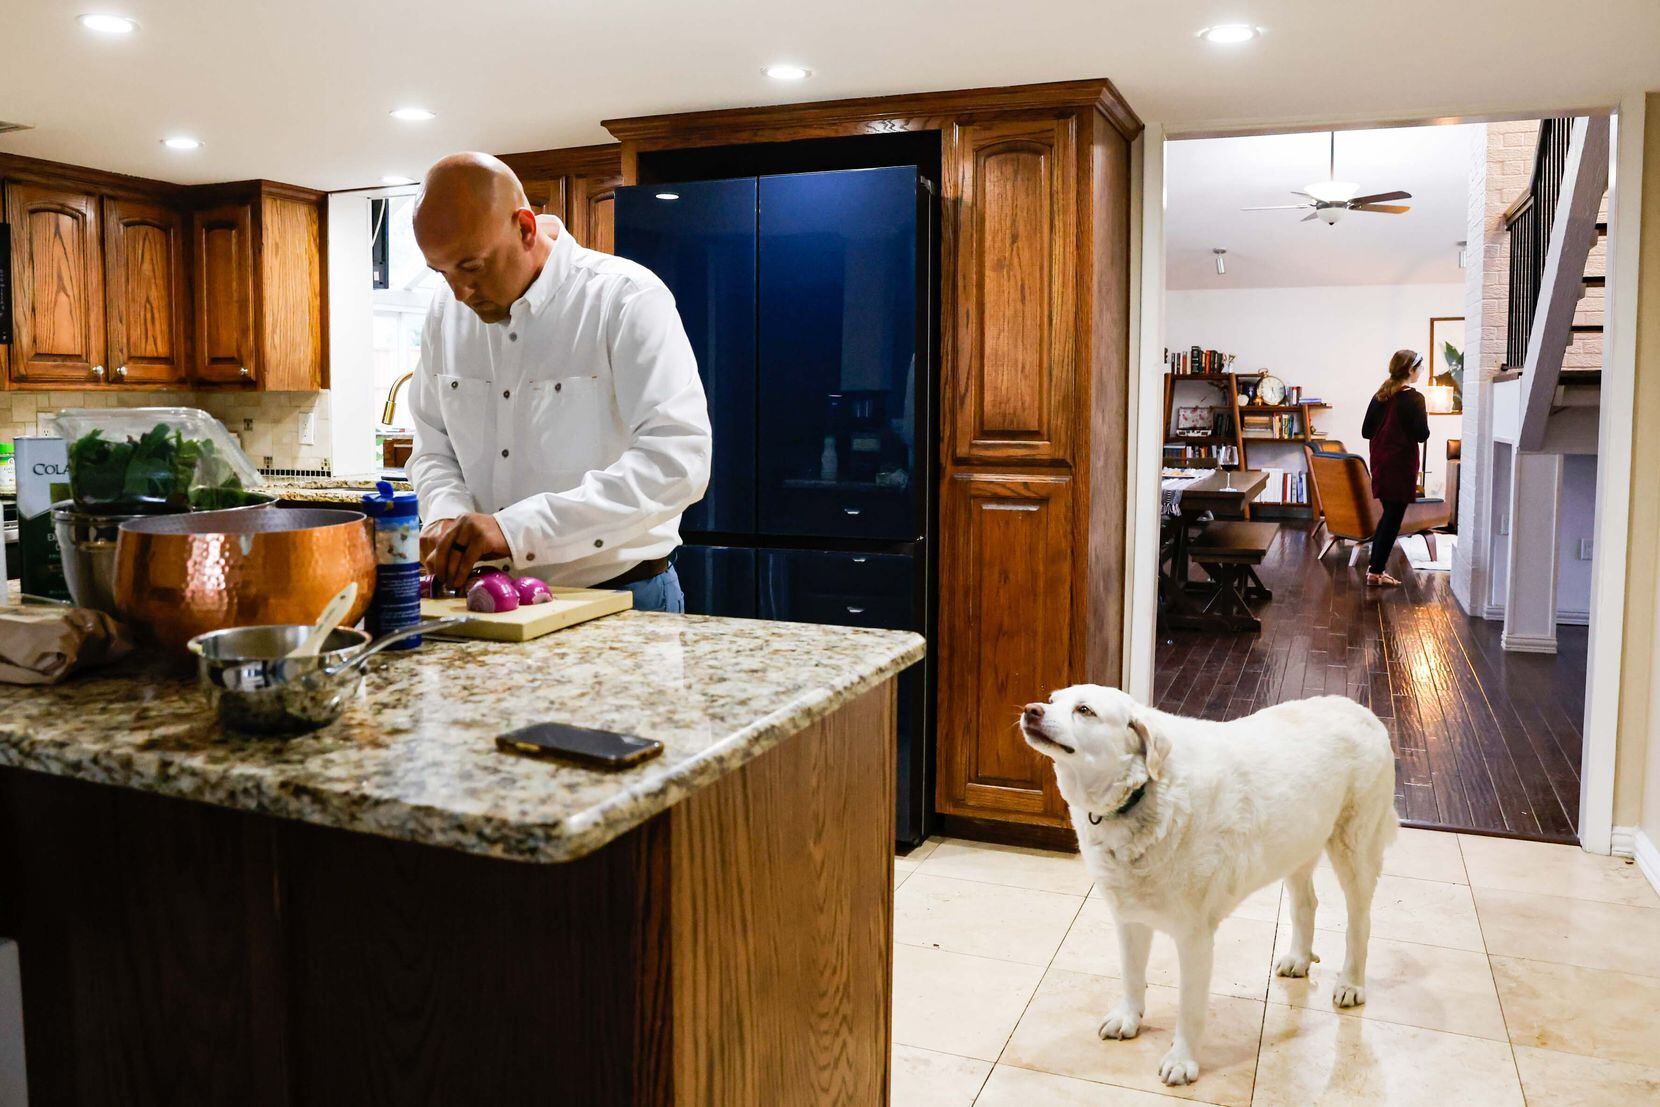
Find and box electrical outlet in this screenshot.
[1498,514,1510,536]
[1580,539,1594,560]
[243,418,254,432]
[298,411,316,446]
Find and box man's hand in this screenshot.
[421,513,511,593]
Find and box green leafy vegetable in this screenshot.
[67,425,245,514]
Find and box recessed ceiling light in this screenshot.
[389,107,436,122]
[382,175,417,185]
[655,192,680,201]
[763,64,811,80]
[77,13,138,34]
[1197,24,1260,44]
[161,136,202,151]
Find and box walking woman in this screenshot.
[1361,349,1431,587]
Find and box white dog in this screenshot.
[1021,686,1397,1087]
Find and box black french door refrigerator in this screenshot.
[615,166,935,846]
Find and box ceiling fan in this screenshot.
[1242,132,1412,225]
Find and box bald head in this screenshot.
[414,152,551,324]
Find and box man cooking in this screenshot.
[407,152,710,612]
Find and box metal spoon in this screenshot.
[287,582,358,660]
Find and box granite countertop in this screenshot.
[0,612,923,863]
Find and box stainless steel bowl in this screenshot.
[187,618,469,736]
[52,493,277,617]
[189,624,372,735]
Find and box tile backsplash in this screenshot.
[3,389,333,471]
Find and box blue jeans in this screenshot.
[622,565,685,613]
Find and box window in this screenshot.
[372,193,439,430]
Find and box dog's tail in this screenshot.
[1337,707,1400,859]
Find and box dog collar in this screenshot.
[1087,782,1149,825]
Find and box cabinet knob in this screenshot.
[114,365,128,379]
[91,365,105,379]
[239,366,250,378]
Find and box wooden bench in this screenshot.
[1184,521,1279,632]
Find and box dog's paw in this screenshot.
[1332,980,1366,1008]
[1158,1045,1201,1086]
[1273,950,1320,978]
[1098,1004,1143,1041]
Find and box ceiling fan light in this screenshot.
[1319,207,1344,226]
[1304,180,1360,203]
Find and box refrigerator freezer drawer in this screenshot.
[758,548,918,631]
[674,545,758,618]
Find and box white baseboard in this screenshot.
[1611,825,1636,857]
[1556,609,1591,626]
[1483,602,1507,621]
[1632,829,1660,900]
[1501,631,1559,654]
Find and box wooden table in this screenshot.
[1160,469,1269,629]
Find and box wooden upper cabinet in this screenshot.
[950,117,1077,465]
[104,197,189,385]
[523,178,567,220]
[571,173,621,254]
[257,193,324,392]
[936,473,1075,823]
[192,202,257,386]
[4,181,106,385]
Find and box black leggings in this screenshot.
[1369,500,1410,575]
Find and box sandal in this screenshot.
[1366,572,1402,588]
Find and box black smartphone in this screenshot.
[495,722,664,770]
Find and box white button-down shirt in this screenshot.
[408,216,711,587]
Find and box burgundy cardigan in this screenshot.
[1362,387,1431,503]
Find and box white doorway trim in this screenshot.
[1580,92,1647,855]
[1123,102,1645,854]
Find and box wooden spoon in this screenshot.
[287,582,359,659]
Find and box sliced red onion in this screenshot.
[466,573,520,613]
[513,575,553,605]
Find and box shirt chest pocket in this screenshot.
[526,374,612,471]
[436,374,494,470]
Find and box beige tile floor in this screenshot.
[891,828,1660,1105]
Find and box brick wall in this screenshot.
[3,390,333,473]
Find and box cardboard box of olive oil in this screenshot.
[16,436,71,602]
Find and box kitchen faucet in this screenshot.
[382,370,415,426]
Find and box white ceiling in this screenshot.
[1165,124,1483,289]
[0,1,1657,191]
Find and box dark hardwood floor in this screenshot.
[1154,523,1586,843]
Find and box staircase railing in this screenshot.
[1501,118,1572,371]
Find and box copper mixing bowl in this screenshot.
[114,507,376,653]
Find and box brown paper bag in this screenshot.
[0,606,135,685]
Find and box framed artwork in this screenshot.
[1174,406,1215,434]
[1427,316,1465,415]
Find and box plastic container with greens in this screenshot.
[52,408,265,515]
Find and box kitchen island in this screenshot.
[0,611,922,1105]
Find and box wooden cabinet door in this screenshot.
[523,178,567,220]
[104,197,189,385]
[571,174,620,254]
[192,202,257,386]
[950,117,1076,464]
[3,181,105,386]
[937,473,1074,822]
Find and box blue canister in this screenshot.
[360,480,424,648]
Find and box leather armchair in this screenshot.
[1304,447,1451,563]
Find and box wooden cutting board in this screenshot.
[420,587,633,642]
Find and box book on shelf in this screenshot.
[1163,442,1239,466]
[1253,468,1309,506]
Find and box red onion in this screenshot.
[513,576,553,605]
[466,573,520,613]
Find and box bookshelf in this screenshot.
[1236,400,1330,518]
[1162,372,1247,470]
